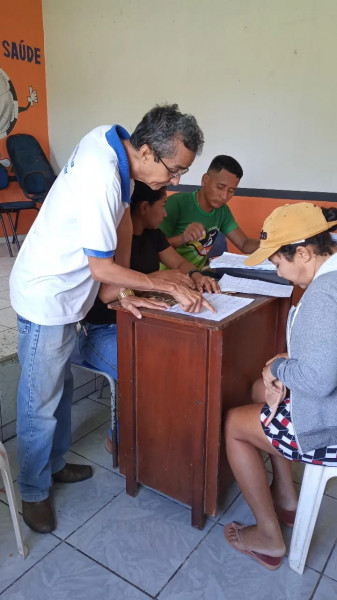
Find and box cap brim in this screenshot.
[244,245,280,267]
[245,218,337,267]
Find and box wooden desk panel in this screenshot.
[117,296,288,528]
[135,319,208,506]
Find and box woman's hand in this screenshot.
[265,352,288,366]
[264,384,287,427]
[190,272,220,294]
[262,363,284,393]
[116,296,170,319]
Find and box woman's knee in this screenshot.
[225,405,249,438]
[251,377,266,404]
[225,403,266,443]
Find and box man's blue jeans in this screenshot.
[16,316,77,502]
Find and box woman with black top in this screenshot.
[79,180,219,451]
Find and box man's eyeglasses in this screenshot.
[157,157,189,179]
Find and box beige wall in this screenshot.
[42,0,337,193]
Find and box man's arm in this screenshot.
[88,256,215,314]
[114,207,132,268]
[226,227,259,254]
[98,208,133,303]
[156,246,220,293]
[167,222,206,249]
[160,194,205,249]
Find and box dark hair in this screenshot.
[207,155,243,179]
[278,206,337,261]
[130,180,166,215]
[130,104,204,159]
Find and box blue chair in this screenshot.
[70,339,118,468]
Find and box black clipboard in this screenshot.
[203,267,290,286]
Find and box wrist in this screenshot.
[118,288,135,301]
[270,357,286,378]
[188,269,200,278]
[180,232,188,245]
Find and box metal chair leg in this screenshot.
[12,210,19,244]
[0,213,13,256]
[109,378,118,468]
[6,212,21,252]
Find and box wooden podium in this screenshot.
[116,295,289,528]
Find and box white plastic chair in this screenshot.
[288,463,337,574]
[0,441,28,558]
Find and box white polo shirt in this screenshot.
[10,125,132,326]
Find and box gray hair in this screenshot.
[130,104,204,158]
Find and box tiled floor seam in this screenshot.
[0,540,63,597]
[53,492,126,542]
[154,518,219,598]
[69,446,121,476]
[63,542,155,599]
[70,417,111,443]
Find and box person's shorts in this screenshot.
[260,398,337,466]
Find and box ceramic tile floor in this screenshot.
[1,244,337,599]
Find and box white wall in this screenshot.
[42,0,337,193]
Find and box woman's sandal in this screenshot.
[224,521,283,570]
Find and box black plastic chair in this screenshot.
[6,133,56,202]
[0,200,38,256]
[0,163,38,256]
[0,134,56,256]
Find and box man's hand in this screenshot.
[116,296,169,319]
[172,286,216,313]
[190,272,220,294]
[150,269,194,288]
[182,222,206,243]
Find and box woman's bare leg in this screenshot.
[250,378,298,511]
[225,403,297,556]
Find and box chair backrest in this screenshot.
[0,164,9,190]
[6,134,56,201]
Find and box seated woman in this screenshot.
[79,181,219,451]
[224,203,337,570]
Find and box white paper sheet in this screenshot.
[166,292,254,321]
[209,251,276,271]
[218,273,293,298]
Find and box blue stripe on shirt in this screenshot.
[83,248,115,258]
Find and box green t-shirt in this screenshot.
[160,190,238,269]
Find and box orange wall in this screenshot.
[1,0,48,237]
[226,196,335,253]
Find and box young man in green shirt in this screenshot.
[160,155,259,269]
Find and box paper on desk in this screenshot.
[209,251,276,271]
[166,292,254,321]
[218,273,293,298]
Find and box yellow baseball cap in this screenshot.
[245,202,337,267]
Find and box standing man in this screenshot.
[160,155,259,269]
[10,104,210,533]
